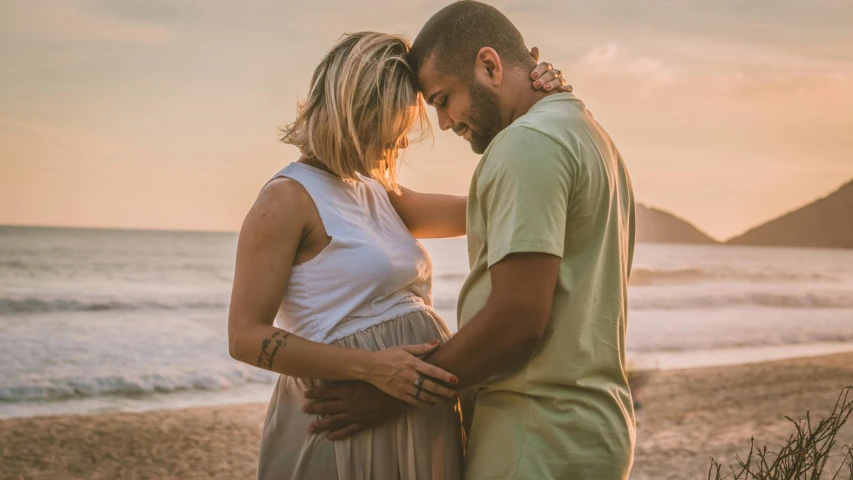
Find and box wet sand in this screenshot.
[2,352,852,480]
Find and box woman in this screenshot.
[228,32,568,480]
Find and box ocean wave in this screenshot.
[437,267,838,287]
[629,331,853,353]
[432,297,458,310]
[0,366,276,402]
[435,273,469,282]
[631,291,853,310]
[0,296,228,314]
[431,290,853,312]
[630,267,836,286]
[626,307,853,353]
[0,259,27,269]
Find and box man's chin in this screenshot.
[470,138,490,155]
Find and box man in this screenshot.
[304,2,636,478]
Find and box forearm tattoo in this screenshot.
[257,330,290,370]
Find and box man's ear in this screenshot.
[474,47,503,87]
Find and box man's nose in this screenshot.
[436,109,453,131]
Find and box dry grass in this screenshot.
[708,387,853,480]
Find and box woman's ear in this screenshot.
[475,47,503,87]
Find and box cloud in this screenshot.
[0,0,174,45]
[579,43,678,90]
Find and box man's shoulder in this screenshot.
[516,93,589,139]
[487,123,558,152]
[477,124,566,181]
[491,95,586,152]
[475,94,592,183]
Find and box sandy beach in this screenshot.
[3,352,852,480]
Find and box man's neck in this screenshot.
[503,73,561,126]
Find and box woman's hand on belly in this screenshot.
[358,342,459,407]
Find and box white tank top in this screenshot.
[270,162,433,343]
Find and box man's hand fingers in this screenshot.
[303,386,323,400]
[309,413,356,434]
[304,384,345,401]
[328,422,368,441]
[302,400,347,415]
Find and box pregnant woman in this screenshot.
[227,32,567,480]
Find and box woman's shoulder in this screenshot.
[260,176,314,208]
[245,177,316,237]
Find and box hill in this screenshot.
[727,179,853,249]
[636,204,718,244]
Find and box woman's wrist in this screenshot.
[345,349,376,383]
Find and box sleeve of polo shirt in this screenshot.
[478,126,573,268]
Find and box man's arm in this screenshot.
[303,254,560,439]
[424,252,560,389]
[427,126,570,388]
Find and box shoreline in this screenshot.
[3,352,852,479]
[628,340,853,371]
[5,341,853,420]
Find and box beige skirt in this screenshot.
[256,309,464,480]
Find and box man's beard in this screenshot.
[466,80,504,154]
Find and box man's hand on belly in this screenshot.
[303,381,408,440]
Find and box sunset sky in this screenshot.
[1,0,851,240]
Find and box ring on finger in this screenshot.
[414,374,426,399]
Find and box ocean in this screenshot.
[2,226,853,418]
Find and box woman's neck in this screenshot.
[298,156,338,177]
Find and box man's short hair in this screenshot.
[408,1,534,82]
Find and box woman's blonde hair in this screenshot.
[280,32,430,193]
